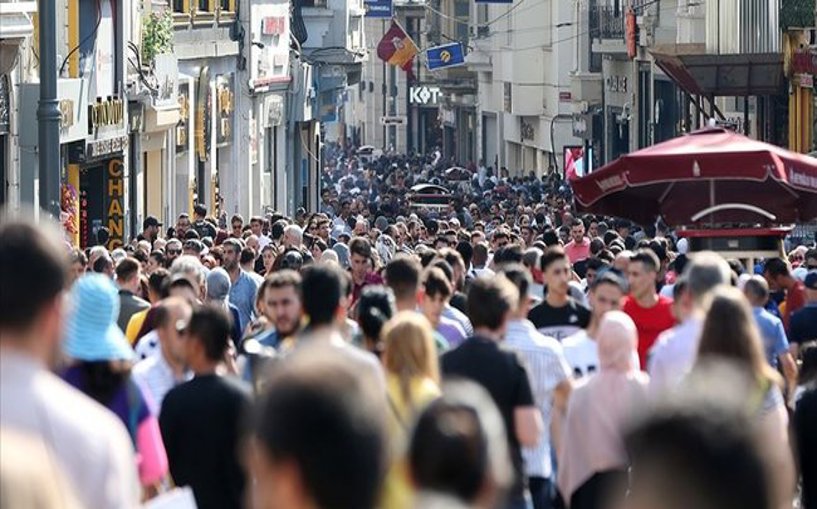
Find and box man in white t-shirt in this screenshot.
[563,269,634,378]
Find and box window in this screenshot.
[172,0,188,13]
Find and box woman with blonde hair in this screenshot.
[380,311,442,508]
[695,286,795,509]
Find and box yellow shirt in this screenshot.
[126,309,149,345]
[381,374,440,509]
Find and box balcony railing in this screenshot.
[590,6,625,40]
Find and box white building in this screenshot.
[467,0,582,175]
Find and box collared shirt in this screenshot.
[132,350,193,415]
[648,316,703,397]
[0,349,139,508]
[442,304,473,336]
[504,319,571,479]
[752,307,789,368]
[229,270,261,333]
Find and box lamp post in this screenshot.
[37,0,62,218]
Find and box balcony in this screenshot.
[590,6,626,54]
[0,0,37,74]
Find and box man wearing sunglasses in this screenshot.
[164,239,183,268]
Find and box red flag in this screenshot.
[377,20,419,78]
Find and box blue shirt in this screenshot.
[752,307,789,368]
[228,270,260,333]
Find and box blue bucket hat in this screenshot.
[63,274,135,362]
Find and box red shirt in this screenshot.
[783,280,807,332]
[564,238,591,263]
[623,295,676,369]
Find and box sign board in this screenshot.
[176,82,190,153]
[795,73,814,89]
[380,115,407,126]
[20,79,89,146]
[105,159,125,250]
[409,85,442,105]
[86,135,128,160]
[426,43,465,71]
[475,0,512,5]
[364,0,393,17]
[559,91,572,102]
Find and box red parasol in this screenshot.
[571,128,817,226]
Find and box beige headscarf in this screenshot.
[557,311,650,504]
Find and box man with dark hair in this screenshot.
[528,247,591,340]
[442,276,543,509]
[563,270,631,377]
[172,213,191,239]
[409,381,513,508]
[501,264,572,509]
[160,304,252,509]
[249,352,387,509]
[255,270,304,350]
[384,255,422,312]
[0,217,139,508]
[564,218,590,264]
[293,264,384,389]
[348,237,384,306]
[763,257,807,332]
[420,267,465,348]
[623,249,675,368]
[624,400,773,509]
[222,238,260,333]
[115,257,150,331]
[191,203,217,239]
[142,215,162,243]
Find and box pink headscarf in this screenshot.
[557,311,650,504]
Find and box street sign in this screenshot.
[426,43,465,71]
[380,115,407,126]
[364,0,393,17]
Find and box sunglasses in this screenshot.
[167,249,181,255]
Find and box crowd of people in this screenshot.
[1,150,816,509]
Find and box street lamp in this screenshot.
[37,0,62,218]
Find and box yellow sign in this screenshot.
[106,160,124,250]
[89,97,124,131]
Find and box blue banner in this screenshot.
[475,0,512,4]
[364,0,392,18]
[426,43,466,71]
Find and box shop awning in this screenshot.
[649,44,784,96]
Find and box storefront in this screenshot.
[73,95,129,249]
[602,58,632,162]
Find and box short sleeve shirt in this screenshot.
[527,298,591,341]
[752,307,789,368]
[790,303,817,346]
[441,336,535,497]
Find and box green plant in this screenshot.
[141,11,174,65]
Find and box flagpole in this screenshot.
[382,18,387,149]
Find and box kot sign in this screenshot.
[409,86,442,105]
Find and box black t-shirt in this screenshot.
[790,305,817,345]
[441,336,535,498]
[159,374,252,509]
[527,298,591,341]
[191,220,217,240]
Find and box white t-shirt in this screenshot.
[563,329,641,378]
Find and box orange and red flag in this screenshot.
[377,20,419,78]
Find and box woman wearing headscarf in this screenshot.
[557,311,649,509]
[60,274,169,499]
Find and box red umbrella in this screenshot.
[571,128,817,226]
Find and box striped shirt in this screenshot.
[504,319,571,479]
[132,350,193,415]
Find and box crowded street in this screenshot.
[2,0,817,506]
